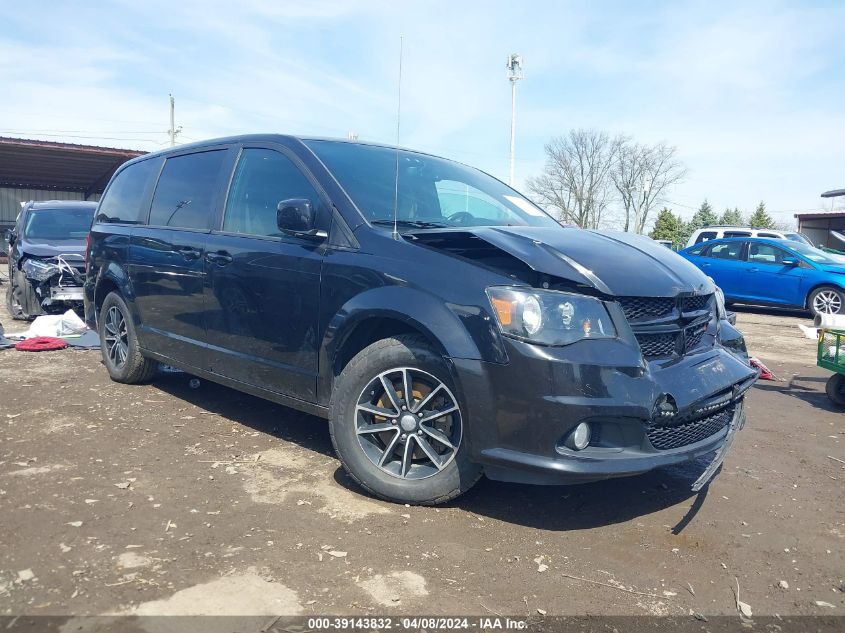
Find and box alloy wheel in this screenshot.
[355,367,461,480]
[814,290,842,315]
[103,306,129,368]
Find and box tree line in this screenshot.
[526,128,780,242]
[649,200,779,248]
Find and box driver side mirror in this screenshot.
[276,199,327,240]
[5,228,15,245]
[782,257,799,266]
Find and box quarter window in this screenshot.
[223,148,323,237]
[149,150,226,230]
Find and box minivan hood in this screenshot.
[415,226,714,298]
[21,238,87,260]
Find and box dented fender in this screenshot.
[317,284,508,405]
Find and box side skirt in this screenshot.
[141,348,330,420]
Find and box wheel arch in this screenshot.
[93,263,134,323]
[331,315,446,378]
[804,282,845,310]
[317,285,502,406]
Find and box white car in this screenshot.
[686,226,812,248]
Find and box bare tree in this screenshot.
[526,129,623,228]
[612,141,687,234]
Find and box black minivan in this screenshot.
[85,135,757,505]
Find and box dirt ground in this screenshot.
[0,289,842,623]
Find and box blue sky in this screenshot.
[2,0,844,228]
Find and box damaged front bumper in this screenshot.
[453,327,758,487]
[20,256,85,307]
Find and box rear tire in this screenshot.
[329,335,482,505]
[809,286,845,318]
[826,374,845,407]
[98,292,158,384]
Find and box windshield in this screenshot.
[305,140,559,230]
[787,241,845,264]
[784,232,812,246]
[24,208,93,241]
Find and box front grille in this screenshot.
[682,295,712,313]
[646,405,734,450]
[620,293,714,359]
[619,297,675,322]
[684,321,708,352]
[635,332,677,357]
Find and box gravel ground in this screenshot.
[0,293,842,623]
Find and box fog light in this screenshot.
[571,422,591,450]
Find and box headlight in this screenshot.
[706,276,727,320]
[22,258,60,282]
[486,286,616,346]
[714,286,727,320]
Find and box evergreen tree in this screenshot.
[694,199,719,227]
[678,199,719,245]
[748,201,776,229]
[649,208,684,247]
[719,207,745,226]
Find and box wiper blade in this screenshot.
[371,219,449,229]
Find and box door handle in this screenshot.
[748,267,759,273]
[700,262,710,267]
[206,251,233,266]
[175,246,201,260]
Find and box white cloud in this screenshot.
[0,0,842,227]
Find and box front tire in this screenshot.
[809,286,845,318]
[329,335,482,505]
[98,292,158,384]
[6,279,42,320]
[6,284,25,320]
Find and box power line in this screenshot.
[0,128,162,135]
[0,132,166,144]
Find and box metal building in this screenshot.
[794,189,845,250]
[794,211,845,249]
[0,137,145,227]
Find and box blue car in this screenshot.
[679,237,845,318]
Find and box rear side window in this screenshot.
[685,244,705,256]
[694,231,717,244]
[223,148,324,237]
[149,150,226,230]
[723,231,751,238]
[758,233,780,238]
[708,242,743,260]
[97,158,160,225]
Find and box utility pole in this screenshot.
[506,54,523,187]
[167,94,181,146]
